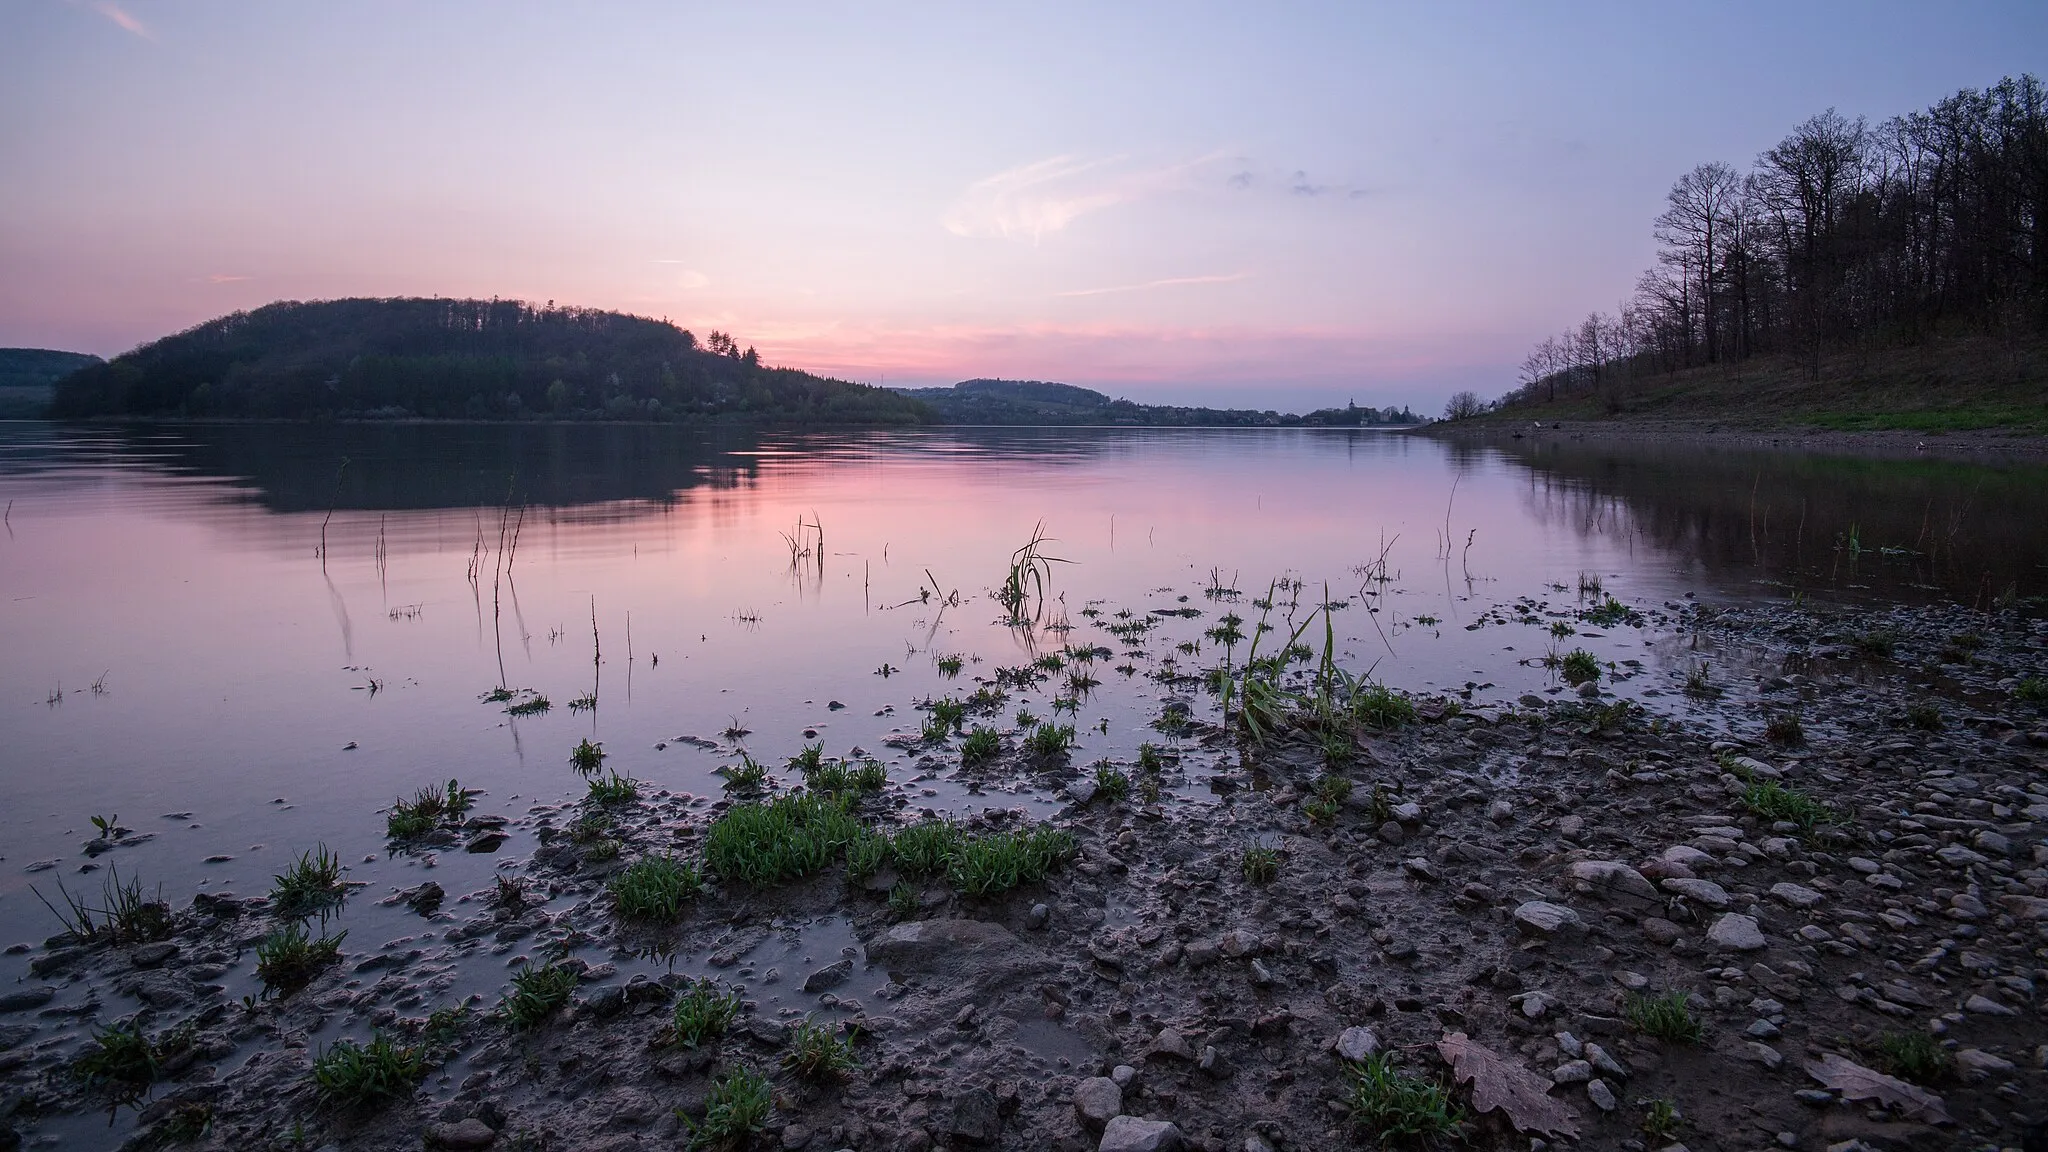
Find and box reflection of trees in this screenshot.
[1500,440,2048,601]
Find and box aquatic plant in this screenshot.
[670,980,743,1049]
[1091,762,1130,803]
[1558,648,1601,686]
[610,855,698,921]
[566,692,597,713]
[387,779,477,839]
[946,825,1076,897]
[705,792,860,886]
[311,1032,424,1108]
[1626,991,1703,1043]
[255,922,346,994]
[1682,662,1718,698]
[722,752,769,792]
[889,819,960,877]
[845,828,889,881]
[995,521,1068,624]
[505,693,552,716]
[960,725,1002,766]
[1022,720,1077,760]
[782,1018,859,1080]
[1764,711,1806,746]
[686,1065,773,1151]
[936,654,964,677]
[74,1019,157,1102]
[501,960,579,1028]
[269,846,346,919]
[568,737,605,774]
[585,772,641,804]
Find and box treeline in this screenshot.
[900,379,1420,426]
[50,298,932,425]
[1498,75,2047,411]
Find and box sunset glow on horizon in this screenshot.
[5,1,2044,411]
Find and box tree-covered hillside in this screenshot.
[898,378,1419,426]
[50,298,931,424]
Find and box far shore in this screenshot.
[1424,417,2048,460]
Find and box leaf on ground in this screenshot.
[1437,1031,1580,1138]
[1804,1053,1951,1124]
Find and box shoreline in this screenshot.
[1423,418,2048,461]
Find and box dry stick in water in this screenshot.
[319,457,349,570]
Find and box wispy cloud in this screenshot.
[1055,273,1249,298]
[205,274,249,283]
[944,153,1225,244]
[89,2,152,39]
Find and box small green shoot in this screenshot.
[686,1065,773,1151]
[781,1017,858,1080]
[1344,1053,1465,1144]
[311,1032,424,1108]
[670,980,743,1049]
[269,846,346,919]
[1625,991,1703,1043]
[610,856,698,921]
[501,960,579,1028]
[1241,844,1280,884]
[255,922,346,995]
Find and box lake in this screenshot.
[1,421,2044,1141]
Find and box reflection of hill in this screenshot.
[1484,439,2048,602]
[65,423,765,512]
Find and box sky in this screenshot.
[3,2,2044,412]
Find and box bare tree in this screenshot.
[1656,162,1744,363]
[1443,390,1484,420]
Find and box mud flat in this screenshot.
[4,601,2046,1152]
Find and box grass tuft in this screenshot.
[1241,844,1280,884]
[781,1017,859,1080]
[311,1032,424,1108]
[73,1019,158,1101]
[1022,720,1077,760]
[1743,779,1834,830]
[1764,712,1805,746]
[269,846,346,919]
[670,979,743,1048]
[686,1065,773,1151]
[889,819,960,877]
[1351,682,1416,729]
[946,825,1077,897]
[705,792,861,886]
[1625,991,1703,1044]
[255,922,346,995]
[2015,676,2048,705]
[610,855,699,921]
[960,725,1002,766]
[1344,1053,1465,1144]
[586,771,640,804]
[501,960,579,1029]
[1092,762,1130,803]
[1870,1030,1954,1085]
[1905,701,1944,731]
[1558,648,1601,686]
[569,737,606,774]
[386,779,477,840]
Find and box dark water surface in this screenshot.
[2,421,2044,1022]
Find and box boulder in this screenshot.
[1705,913,1767,951]
[1513,901,1582,937]
[1099,1116,1184,1152]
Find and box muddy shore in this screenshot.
[3,600,2046,1152]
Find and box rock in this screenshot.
[130,942,179,968]
[871,919,1045,987]
[1376,821,1405,845]
[464,830,509,853]
[1963,994,2016,1017]
[1552,1059,1592,1083]
[1098,1116,1184,1152]
[427,1118,497,1149]
[1954,1048,2014,1082]
[1586,1078,1617,1111]
[948,1088,1002,1144]
[1216,929,1259,958]
[1705,914,1767,951]
[1074,1077,1122,1130]
[1147,1026,1196,1061]
[0,987,56,1013]
[1513,901,1582,937]
[1743,1042,1784,1070]
[403,882,446,915]
[1027,903,1050,930]
[1641,917,1682,945]
[1769,882,1824,909]
[1332,1026,1380,1062]
[1198,1045,1234,1078]
[1660,878,1732,909]
[802,959,852,993]
[1568,861,1658,903]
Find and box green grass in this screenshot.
[686,1065,773,1151]
[705,792,861,886]
[311,1033,424,1108]
[924,695,967,733]
[887,880,920,918]
[505,693,552,716]
[1683,662,1718,698]
[1092,762,1130,803]
[1804,404,2048,432]
[781,1017,859,1080]
[936,654,964,677]
[501,960,579,1029]
[569,737,606,774]
[1241,844,1280,884]
[802,756,887,797]
[960,725,1002,766]
[1742,780,1836,830]
[889,819,960,877]
[669,979,743,1049]
[1559,648,1601,686]
[1137,742,1165,773]
[1344,1053,1465,1145]
[788,741,825,775]
[1870,1030,1954,1085]
[610,856,699,921]
[1303,797,1340,825]
[566,692,598,713]
[1765,712,1805,746]
[33,866,174,945]
[845,828,889,881]
[1315,774,1354,803]
[255,922,346,995]
[269,846,346,919]
[74,1019,157,1101]
[1625,991,1704,1044]
[946,825,1077,897]
[1351,682,1415,729]
[480,686,517,703]
[1641,1098,1683,1141]
[1022,720,1077,760]
[386,779,476,840]
[585,771,641,804]
[1905,701,1944,731]
[1583,595,1638,627]
[1850,629,1898,659]
[722,753,769,792]
[2017,676,2048,704]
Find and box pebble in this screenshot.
[1586,1078,1617,1111]
[1333,1026,1379,1062]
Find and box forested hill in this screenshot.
[0,348,102,418]
[897,378,1421,426]
[49,298,931,424]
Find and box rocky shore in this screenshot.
[3,600,2046,1152]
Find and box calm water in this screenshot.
[2,422,2044,992]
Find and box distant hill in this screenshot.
[897,378,1420,427]
[0,348,102,418]
[49,298,931,425]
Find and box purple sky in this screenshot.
[4,1,2044,410]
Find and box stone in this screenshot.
[1640,918,1682,946]
[1552,1059,1592,1084]
[1954,1048,2014,1082]
[1098,1116,1184,1152]
[1513,901,1582,937]
[1073,1077,1122,1130]
[948,1088,1002,1144]
[1963,994,2016,1017]
[1568,861,1658,903]
[1217,929,1259,958]
[130,942,179,968]
[1768,882,1824,909]
[1198,1045,1233,1078]
[0,988,56,1013]
[1704,914,1766,951]
[1586,1078,1617,1112]
[1027,903,1050,930]
[1147,1027,1196,1061]
[1742,1042,1784,1070]
[1334,1026,1380,1062]
[802,959,852,993]
[463,830,509,853]
[426,1118,497,1150]
[1660,878,1732,909]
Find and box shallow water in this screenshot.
[2,421,2043,1002]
